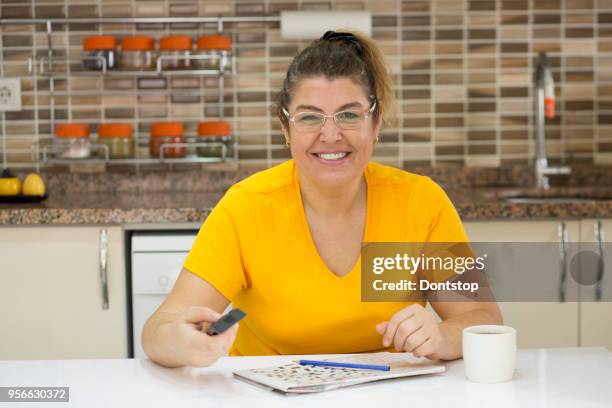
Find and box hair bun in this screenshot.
[320,30,364,56]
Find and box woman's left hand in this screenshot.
[376,304,449,359]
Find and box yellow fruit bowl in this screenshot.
[0,170,48,203]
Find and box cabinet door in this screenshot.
[0,226,127,359]
[463,221,580,348]
[579,219,612,352]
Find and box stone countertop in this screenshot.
[446,186,612,220]
[1,186,612,225]
[0,191,223,225]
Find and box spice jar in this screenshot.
[98,123,134,159]
[83,36,117,71]
[55,123,91,159]
[195,35,232,71]
[120,36,154,70]
[158,36,193,70]
[150,122,186,158]
[197,121,232,159]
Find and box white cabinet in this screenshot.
[0,226,127,359]
[464,220,580,349]
[579,219,612,352]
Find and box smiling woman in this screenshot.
[141,30,502,369]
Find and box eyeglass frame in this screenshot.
[281,100,377,132]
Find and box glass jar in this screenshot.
[83,36,117,71]
[197,121,232,158]
[158,36,193,70]
[119,36,154,70]
[98,123,134,159]
[55,123,91,159]
[150,122,186,158]
[195,35,232,71]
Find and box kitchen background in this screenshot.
[2,1,612,361]
[1,0,611,172]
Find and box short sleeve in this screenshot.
[183,186,252,301]
[418,179,473,284]
[424,179,469,243]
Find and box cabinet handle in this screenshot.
[99,228,109,310]
[558,222,568,303]
[595,220,605,302]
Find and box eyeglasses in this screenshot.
[282,101,377,133]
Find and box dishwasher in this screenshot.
[129,231,198,358]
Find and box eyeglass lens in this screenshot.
[293,110,366,130]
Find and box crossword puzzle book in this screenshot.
[233,352,446,394]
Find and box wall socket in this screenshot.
[0,78,22,112]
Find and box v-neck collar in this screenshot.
[292,161,373,283]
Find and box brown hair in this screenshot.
[275,30,395,130]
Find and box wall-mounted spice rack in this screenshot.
[28,54,235,78]
[1,16,281,172]
[34,141,229,165]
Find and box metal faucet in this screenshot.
[534,52,571,190]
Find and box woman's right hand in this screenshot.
[163,306,239,367]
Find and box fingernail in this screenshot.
[383,339,389,347]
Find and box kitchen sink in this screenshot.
[505,196,612,204]
[502,191,612,204]
[479,187,612,204]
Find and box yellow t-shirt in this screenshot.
[183,159,468,356]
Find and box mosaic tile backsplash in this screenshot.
[1,0,612,171]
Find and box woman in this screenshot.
[142,31,502,368]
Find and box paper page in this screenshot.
[331,352,444,371]
[233,352,445,393]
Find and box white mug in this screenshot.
[462,325,516,383]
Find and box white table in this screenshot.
[1,348,611,407]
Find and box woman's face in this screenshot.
[282,76,381,189]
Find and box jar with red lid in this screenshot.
[195,35,232,71]
[55,123,91,159]
[158,36,193,70]
[150,122,186,158]
[83,36,117,71]
[98,123,134,159]
[120,36,155,70]
[197,121,232,159]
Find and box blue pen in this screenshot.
[299,359,390,372]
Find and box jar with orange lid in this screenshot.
[158,36,193,70]
[195,35,232,71]
[120,36,155,70]
[83,36,117,71]
[55,123,91,159]
[98,123,134,159]
[196,121,232,159]
[150,122,186,158]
